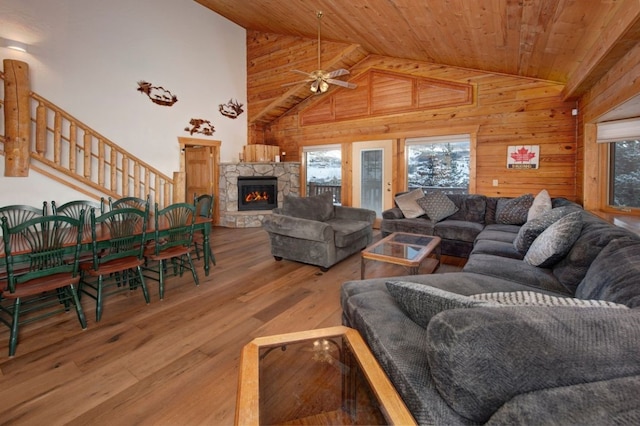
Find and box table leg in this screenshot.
[203,223,211,276]
[361,257,366,279]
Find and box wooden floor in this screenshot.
[0,227,464,425]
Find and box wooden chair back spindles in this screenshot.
[108,195,150,212]
[0,203,48,227]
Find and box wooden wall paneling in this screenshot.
[263,55,578,203]
[341,143,352,206]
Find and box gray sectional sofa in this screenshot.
[342,192,640,425]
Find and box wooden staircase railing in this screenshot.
[1,67,174,207]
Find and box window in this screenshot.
[406,135,470,194]
[608,140,640,208]
[303,146,342,204]
[597,119,640,209]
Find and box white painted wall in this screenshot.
[0,0,246,207]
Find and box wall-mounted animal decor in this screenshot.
[219,99,244,119]
[137,81,178,106]
[184,118,215,136]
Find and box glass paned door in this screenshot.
[352,140,393,220]
[360,149,383,215]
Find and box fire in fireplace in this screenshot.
[237,176,278,211]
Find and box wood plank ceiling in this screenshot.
[196,0,640,125]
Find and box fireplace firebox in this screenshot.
[237,176,278,211]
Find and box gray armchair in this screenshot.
[262,192,375,270]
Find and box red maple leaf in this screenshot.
[510,146,536,162]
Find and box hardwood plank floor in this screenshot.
[0,227,464,425]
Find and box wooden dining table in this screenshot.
[0,216,213,277]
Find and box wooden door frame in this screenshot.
[178,137,221,225]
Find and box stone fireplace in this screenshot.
[219,162,300,228]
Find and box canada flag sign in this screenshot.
[507,145,540,169]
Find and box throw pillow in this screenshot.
[470,291,629,309]
[575,237,640,308]
[426,306,640,423]
[281,191,334,222]
[527,189,552,221]
[394,189,425,219]
[524,211,583,268]
[415,192,459,222]
[513,207,571,254]
[385,281,495,328]
[495,194,534,225]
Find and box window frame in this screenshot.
[301,144,342,200]
[405,134,472,194]
[596,119,640,213]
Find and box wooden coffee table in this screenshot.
[235,326,416,425]
[361,232,441,279]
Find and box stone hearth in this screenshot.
[219,162,300,228]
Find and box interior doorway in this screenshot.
[178,137,220,225]
[352,140,393,226]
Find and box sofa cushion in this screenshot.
[434,220,484,243]
[484,197,500,224]
[487,375,640,425]
[328,218,372,248]
[575,237,640,308]
[463,253,570,294]
[416,192,458,222]
[524,211,583,268]
[513,206,573,254]
[385,281,496,328]
[281,191,334,222]
[495,194,534,225]
[471,239,524,259]
[470,291,628,309]
[552,212,639,294]
[527,189,552,221]
[426,306,640,423]
[394,188,426,218]
[444,194,487,223]
[475,225,520,244]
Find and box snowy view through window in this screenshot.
[611,140,640,208]
[408,141,470,193]
[306,150,342,186]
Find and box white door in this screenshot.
[352,140,393,219]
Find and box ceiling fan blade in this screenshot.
[281,79,314,87]
[290,69,313,78]
[326,69,350,78]
[326,79,358,89]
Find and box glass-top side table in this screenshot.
[235,326,416,425]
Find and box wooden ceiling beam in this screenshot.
[562,2,640,100]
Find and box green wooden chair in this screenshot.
[0,214,87,357]
[80,207,150,321]
[143,203,199,300]
[192,193,216,266]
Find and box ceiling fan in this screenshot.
[285,11,357,94]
